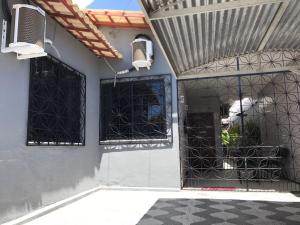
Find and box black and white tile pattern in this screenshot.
[137,199,300,225]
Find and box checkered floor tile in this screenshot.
[137,199,300,225]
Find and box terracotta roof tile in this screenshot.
[34,0,122,59]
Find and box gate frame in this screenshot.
[177,69,300,191]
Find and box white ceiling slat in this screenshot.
[149,0,283,21]
[258,1,290,51]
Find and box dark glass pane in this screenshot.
[101,78,167,141]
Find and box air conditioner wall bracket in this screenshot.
[1,20,8,53]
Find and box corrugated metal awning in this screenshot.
[139,0,300,77]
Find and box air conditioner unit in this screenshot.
[131,35,153,71]
[1,4,47,60]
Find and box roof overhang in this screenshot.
[34,0,123,59]
[139,0,300,78]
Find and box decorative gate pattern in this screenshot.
[178,72,300,191]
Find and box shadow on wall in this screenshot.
[0,146,102,223]
[0,3,108,223]
[102,142,173,152]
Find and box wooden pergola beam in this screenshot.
[33,0,122,59]
[84,10,150,30]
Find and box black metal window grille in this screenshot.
[100,75,172,143]
[27,55,86,146]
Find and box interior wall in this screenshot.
[223,72,300,183]
[187,96,220,114]
[186,94,222,152]
[0,8,180,224]
[258,73,300,182]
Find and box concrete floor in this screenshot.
[3,188,300,225]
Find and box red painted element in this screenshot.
[200,187,238,191]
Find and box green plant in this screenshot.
[221,124,240,146]
[221,129,230,146]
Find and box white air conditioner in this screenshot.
[131,35,153,71]
[1,4,47,60]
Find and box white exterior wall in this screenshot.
[96,28,181,188]
[0,8,180,224]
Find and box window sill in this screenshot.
[99,138,171,145]
[27,141,84,146]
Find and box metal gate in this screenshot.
[178,72,300,191]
